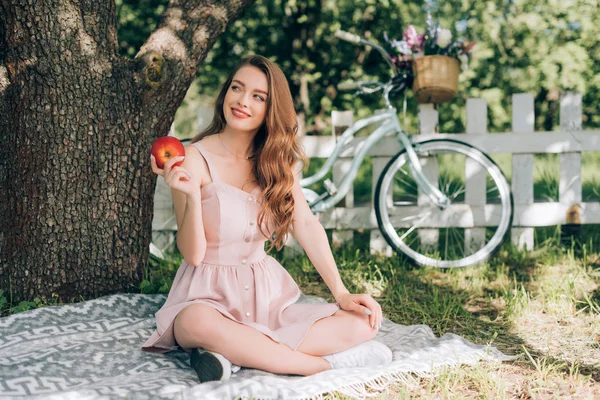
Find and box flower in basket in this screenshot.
[383,13,477,103]
[384,13,477,75]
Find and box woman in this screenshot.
[143,55,393,382]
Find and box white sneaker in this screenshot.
[323,340,393,369]
[190,348,238,382]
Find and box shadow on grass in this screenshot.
[274,239,600,383]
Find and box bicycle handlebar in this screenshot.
[334,30,361,44]
[337,81,360,91]
[335,30,413,107]
[334,30,397,75]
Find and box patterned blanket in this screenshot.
[0,293,515,399]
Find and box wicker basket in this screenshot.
[412,55,459,104]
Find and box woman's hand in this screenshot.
[151,155,198,197]
[335,292,383,331]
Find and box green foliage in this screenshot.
[140,252,183,294]
[0,290,62,317]
[0,290,7,312]
[115,0,168,58]
[115,0,599,138]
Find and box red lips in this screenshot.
[231,107,250,118]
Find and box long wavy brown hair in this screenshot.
[191,55,306,251]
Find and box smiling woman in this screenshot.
[143,54,393,382]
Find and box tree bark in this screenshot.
[0,0,255,303]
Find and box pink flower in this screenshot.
[403,26,424,51]
[403,25,418,41]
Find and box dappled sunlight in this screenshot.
[57,2,97,57]
[210,5,229,27]
[164,7,185,32]
[505,258,600,374]
[141,27,188,61]
[193,27,210,48]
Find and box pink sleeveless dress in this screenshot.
[142,141,340,353]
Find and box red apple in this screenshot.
[151,136,185,169]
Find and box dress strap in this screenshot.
[191,140,221,183]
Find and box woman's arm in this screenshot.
[173,189,207,267]
[288,171,349,301]
[174,146,209,266]
[153,145,208,266]
[289,170,382,330]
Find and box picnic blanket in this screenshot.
[0,293,515,399]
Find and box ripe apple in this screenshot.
[151,136,185,169]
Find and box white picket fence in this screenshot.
[152,92,600,256]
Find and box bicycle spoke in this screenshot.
[393,175,418,192]
[407,233,419,249]
[450,227,463,255]
[399,210,432,241]
[444,229,454,259]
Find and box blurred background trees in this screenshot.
[116,0,599,137]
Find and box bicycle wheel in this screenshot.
[374,139,513,268]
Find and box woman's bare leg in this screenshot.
[174,304,329,375]
[174,304,376,376]
[296,309,377,355]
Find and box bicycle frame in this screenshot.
[300,108,450,213]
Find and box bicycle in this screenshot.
[299,31,513,268]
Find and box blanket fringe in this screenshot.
[300,357,492,400]
[334,371,418,398]
[296,370,420,400]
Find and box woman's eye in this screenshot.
[231,85,241,91]
[254,94,265,102]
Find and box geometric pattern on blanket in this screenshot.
[0,293,515,399]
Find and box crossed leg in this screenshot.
[173,303,377,376]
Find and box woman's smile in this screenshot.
[231,107,251,119]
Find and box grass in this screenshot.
[280,239,600,399]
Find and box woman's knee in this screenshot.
[173,303,222,346]
[343,311,377,344]
[338,311,377,346]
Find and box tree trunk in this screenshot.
[0,0,255,304]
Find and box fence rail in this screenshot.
[152,91,600,256]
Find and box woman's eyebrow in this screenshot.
[232,79,268,96]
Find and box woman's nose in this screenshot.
[237,93,251,107]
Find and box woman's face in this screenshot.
[223,65,269,134]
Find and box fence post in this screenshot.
[417,104,440,252]
[332,111,354,248]
[370,109,393,256]
[511,93,535,250]
[559,92,583,244]
[465,98,488,254]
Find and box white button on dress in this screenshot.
[241,259,246,265]
[245,312,250,317]
[247,197,253,202]
[244,285,249,290]
[249,221,255,226]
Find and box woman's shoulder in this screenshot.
[181,142,212,184]
[188,136,220,155]
[185,136,212,156]
[183,141,202,158]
